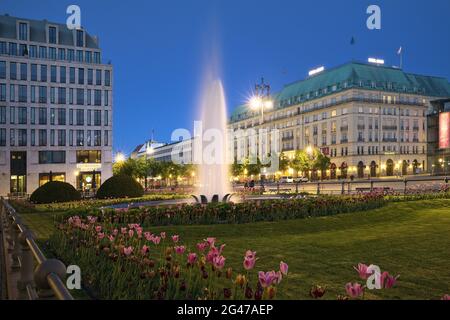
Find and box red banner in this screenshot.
[439,112,450,149]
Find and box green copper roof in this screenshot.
[230,61,450,123]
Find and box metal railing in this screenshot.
[0,198,74,300]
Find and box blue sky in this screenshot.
[2,0,450,153]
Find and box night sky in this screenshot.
[2,0,450,153]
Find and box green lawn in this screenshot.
[20,199,450,300]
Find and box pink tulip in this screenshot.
[136,228,143,238]
[204,237,216,247]
[97,232,105,240]
[141,245,149,255]
[160,232,166,239]
[243,257,256,270]
[108,235,115,242]
[121,227,127,235]
[152,236,161,245]
[144,232,152,241]
[213,255,226,270]
[112,229,118,236]
[245,250,256,259]
[441,294,450,300]
[172,235,179,243]
[128,229,134,238]
[187,253,197,265]
[274,271,283,284]
[345,282,364,298]
[123,246,133,256]
[280,261,289,276]
[381,272,399,289]
[196,242,208,252]
[175,246,186,254]
[353,263,370,280]
[258,271,276,288]
[95,226,102,233]
[206,245,226,263]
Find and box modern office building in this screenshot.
[0,14,113,196]
[427,99,450,175]
[229,61,450,179]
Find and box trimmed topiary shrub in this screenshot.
[30,181,81,204]
[96,175,144,199]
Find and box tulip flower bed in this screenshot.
[78,193,385,227]
[49,218,289,300]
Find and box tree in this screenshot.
[314,152,331,180]
[113,158,138,177]
[278,153,290,173]
[291,150,312,176]
[231,161,244,177]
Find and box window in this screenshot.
[50,129,55,146]
[39,151,66,164]
[94,52,101,64]
[10,62,17,80]
[29,45,37,58]
[69,129,73,146]
[49,47,56,60]
[104,91,109,106]
[105,70,111,86]
[94,130,101,146]
[30,129,35,146]
[39,86,47,103]
[30,86,36,103]
[77,89,84,105]
[20,63,27,80]
[67,49,74,61]
[87,110,91,126]
[104,130,109,146]
[18,129,27,146]
[0,84,5,101]
[57,108,66,125]
[87,89,92,105]
[9,43,17,56]
[58,48,65,60]
[58,87,66,104]
[38,129,47,146]
[9,106,15,124]
[39,173,65,186]
[76,130,84,146]
[40,65,47,82]
[69,109,73,125]
[88,69,93,85]
[18,107,27,124]
[38,107,47,125]
[94,110,101,126]
[76,109,84,125]
[30,107,36,124]
[69,67,75,84]
[10,84,15,102]
[76,150,101,163]
[51,65,57,82]
[50,108,55,125]
[94,90,101,106]
[77,50,83,62]
[76,30,84,47]
[39,46,47,59]
[85,51,92,63]
[31,64,37,81]
[0,106,5,124]
[10,129,15,146]
[57,130,66,146]
[104,110,108,126]
[60,66,66,83]
[48,26,57,44]
[18,85,27,102]
[86,130,91,146]
[96,69,102,85]
[0,128,6,146]
[78,68,84,84]
[0,42,6,55]
[0,61,6,79]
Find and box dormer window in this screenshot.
[48,26,57,44]
[76,30,84,47]
[19,22,28,41]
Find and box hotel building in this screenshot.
[229,61,450,179]
[0,14,113,196]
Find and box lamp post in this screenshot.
[250,78,273,124]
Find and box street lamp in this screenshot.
[115,153,125,163]
[249,78,273,124]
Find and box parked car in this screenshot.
[294,176,309,183]
[279,176,294,183]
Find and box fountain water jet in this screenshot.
[193,76,232,204]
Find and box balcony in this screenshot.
[340,139,348,143]
[382,138,398,142]
[413,126,419,131]
[340,126,349,131]
[382,125,397,131]
[357,125,365,130]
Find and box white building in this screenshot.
[0,14,113,196]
